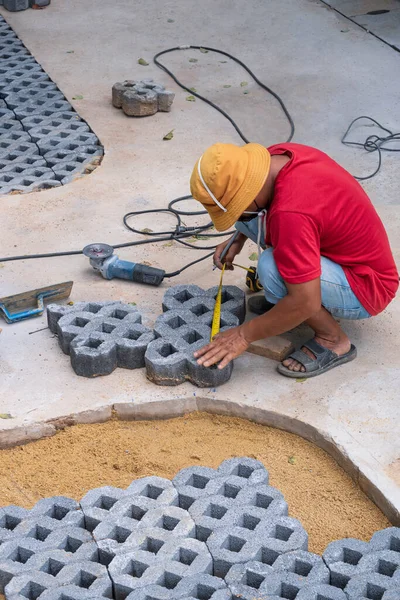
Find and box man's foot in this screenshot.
[247,295,275,315]
[278,335,356,378]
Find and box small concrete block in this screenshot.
[323,538,371,588]
[246,336,295,362]
[258,516,309,556]
[112,80,138,108]
[122,88,158,117]
[44,143,103,166]
[0,506,29,544]
[0,139,39,159]
[344,572,399,599]
[80,485,129,530]
[54,560,112,593]
[3,0,29,12]
[370,527,400,554]
[13,97,73,119]
[28,120,89,143]
[272,550,330,583]
[206,526,258,578]
[4,571,57,600]
[217,457,269,484]
[356,549,400,581]
[46,301,119,334]
[295,583,348,599]
[235,484,289,520]
[21,111,83,131]
[6,88,65,110]
[173,573,232,600]
[224,560,275,599]
[136,506,196,539]
[1,79,57,100]
[37,131,99,155]
[70,332,118,377]
[157,90,175,113]
[127,476,179,507]
[173,466,218,502]
[0,153,46,171]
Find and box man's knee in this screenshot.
[257,248,287,303]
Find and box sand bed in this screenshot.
[0,412,390,555]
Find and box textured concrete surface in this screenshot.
[0,0,399,523]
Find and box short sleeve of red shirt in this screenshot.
[268,211,322,284]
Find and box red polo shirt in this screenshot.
[266,143,398,316]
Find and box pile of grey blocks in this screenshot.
[47,284,246,386]
[145,284,246,387]
[0,15,103,194]
[112,79,175,117]
[47,301,154,378]
[2,1,50,15]
[1,457,399,600]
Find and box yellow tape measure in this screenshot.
[210,263,226,340]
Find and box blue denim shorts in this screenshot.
[236,219,371,320]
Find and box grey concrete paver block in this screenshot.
[112,80,138,108]
[44,144,104,167]
[370,527,400,553]
[0,506,29,544]
[295,583,348,599]
[122,88,159,117]
[1,80,57,100]
[0,69,49,92]
[112,79,175,116]
[162,284,246,324]
[6,88,65,110]
[344,572,400,599]
[3,0,29,11]
[80,485,129,530]
[0,139,38,159]
[46,301,119,334]
[127,476,179,507]
[21,111,83,131]
[323,537,371,588]
[173,573,232,600]
[4,571,57,600]
[217,457,269,484]
[272,549,330,583]
[28,121,90,142]
[224,560,276,599]
[13,97,74,119]
[37,131,99,155]
[0,153,46,171]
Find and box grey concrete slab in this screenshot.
[353,10,400,48]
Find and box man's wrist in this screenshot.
[240,321,258,344]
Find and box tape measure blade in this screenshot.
[211,264,225,340]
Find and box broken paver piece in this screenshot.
[112,79,175,116]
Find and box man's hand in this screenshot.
[213,232,247,270]
[194,326,249,369]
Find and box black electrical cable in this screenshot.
[154,45,295,144]
[342,116,400,181]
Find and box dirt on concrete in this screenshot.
[0,411,390,554]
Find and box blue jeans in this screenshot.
[236,218,370,320]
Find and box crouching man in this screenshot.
[190,142,398,378]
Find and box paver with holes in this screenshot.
[0,458,399,600]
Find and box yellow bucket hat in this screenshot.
[190,142,271,231]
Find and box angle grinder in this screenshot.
[83,243,165,286]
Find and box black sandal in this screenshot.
[277,338,357,378]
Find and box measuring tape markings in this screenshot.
[210,263,226,340]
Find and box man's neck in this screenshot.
[260,154,290,209]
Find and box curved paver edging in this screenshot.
[0,14,103,193]
[0,398,398,527]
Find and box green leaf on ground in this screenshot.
[189,58,198,63]
[223,85,231,88]
[128,302,137,306]
[0,413,13,419]
[141,228,153,233]
[66,50,74,54]
[189,87,197,92]
[243,90,249,95]
[163,129,174,141]
[200,47,208,53]
[295,378,307,383]
[186,95,196,102]
[138,58,149,66]
[341,28,350,33]
[288,456,296,465]
[167,18,174,22]
[219,60,227,63]
[72,94,83,100]
[240,81,248,87]
[163,241,174,247]
[248,252,258,261]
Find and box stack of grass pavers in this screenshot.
[0,457,399,599]
[47,284,246,386]
[0,15,103,194]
